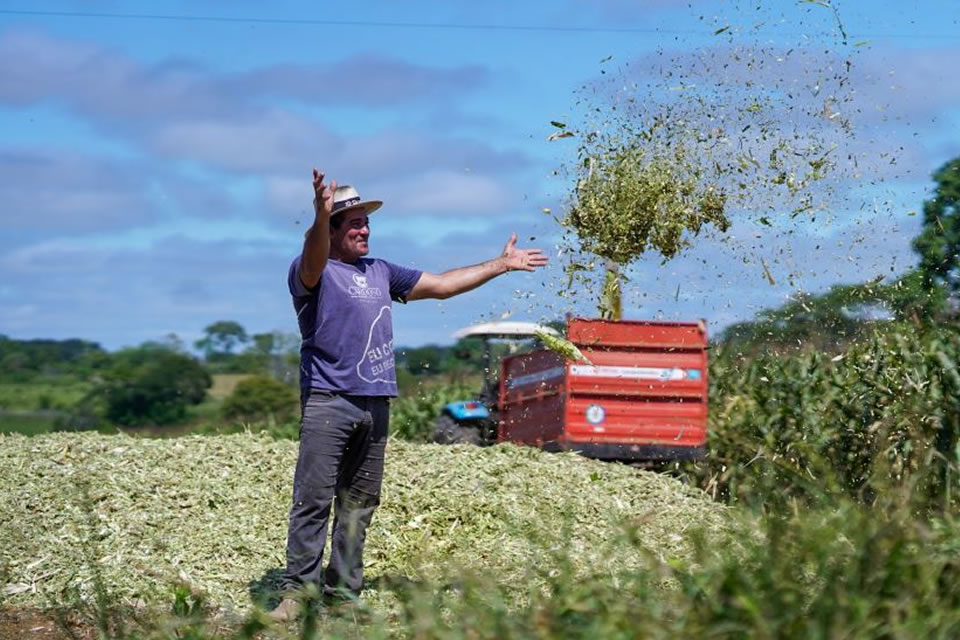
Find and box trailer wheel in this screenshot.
[432,415,482,445]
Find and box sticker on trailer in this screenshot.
[505,366,565,389]
[570,365,702,381]
[585,404,606,425]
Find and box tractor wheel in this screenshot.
[432,415,482,445]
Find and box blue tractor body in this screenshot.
[444,400,490,421]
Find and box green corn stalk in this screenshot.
[535,331,592,364]
[598,261,622,321]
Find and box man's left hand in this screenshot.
[501,234,548,272]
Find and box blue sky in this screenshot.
[1,0,958,350]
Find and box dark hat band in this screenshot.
[332,197,362,212]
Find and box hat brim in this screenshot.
[332,200,383,218]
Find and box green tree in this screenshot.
[226,331,301,377]
[913,157,960,294]
[0,336,107,382]
[94,346,212,426]
[250,332,276,356]
[221,375,298,424]
[161,332,186,353]
[194,321,249,358]
[400,345,445,376]
[452,336,486,364]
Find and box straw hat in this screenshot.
[330,184,382,218]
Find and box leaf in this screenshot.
[550,121,567,129]
[760,258,777,286]
[714,25,731,35]
[547,131,576,142]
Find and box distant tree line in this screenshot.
[190,319,488,380]
[0,321,489,429]
[0,336,108,383]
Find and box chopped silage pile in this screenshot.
[0,433,728,613]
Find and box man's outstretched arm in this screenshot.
[406,234,548,301]
[298,169,337,290]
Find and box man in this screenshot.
[271,169,547,621]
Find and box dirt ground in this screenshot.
[0,608,94,640]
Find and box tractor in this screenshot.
[432,321,559,446]
[433,317,710,462]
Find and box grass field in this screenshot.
[0,380,91,412]
[0,379,93,436]
[0,374,249,437]
[0,411,62,436]
[208,373,253,400]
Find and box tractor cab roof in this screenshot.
[452,321,560,340]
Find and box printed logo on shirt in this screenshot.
[347,271,382,299]
[357,306,397,384]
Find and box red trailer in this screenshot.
[497,318,709,460]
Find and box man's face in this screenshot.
[331,209,370,261]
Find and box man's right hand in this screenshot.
[301,168,336,290]
[313,169,337,219]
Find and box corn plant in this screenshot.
[691,322,960,512]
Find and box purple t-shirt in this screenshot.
[288,256,422,396]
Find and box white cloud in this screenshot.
[149,109,339,174]
[2,240,108,272]
[378,171,515,215]
[0,147,240,234]
[263,175,312,218]
[0,29,490,121]
[0,149,158,232]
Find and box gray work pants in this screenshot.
[280,389,389,597]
